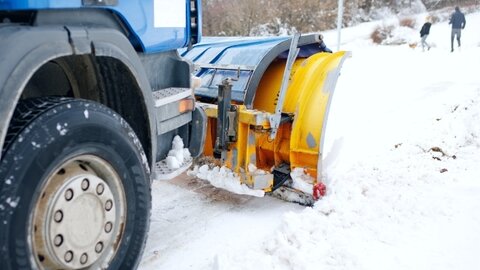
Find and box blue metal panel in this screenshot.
[181,35,322,105]
[0,1,80,9]
[0,0,193,53]
[181,37,285,102]
[183,37,287,62]
[111,1,190,52]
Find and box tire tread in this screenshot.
[2,97,72,157]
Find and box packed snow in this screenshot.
[166,135,191,169]
[290,168,315,195]
[188,164,265,197]
[141,10,480,270]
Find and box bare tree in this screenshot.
[202,0,479,36]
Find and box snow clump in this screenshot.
[166,135,191,169]
[189,165,265,198]
[5,197,19,208]
[290,168,314,195]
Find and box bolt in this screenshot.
[80,253,88,265]
[65,189,74,201]
[54,235,63,247]
[105,222,113,233]
[54,210,63,223]
[105,200,113,211]
[96,184,104,195]
[64,251,73,263]
[81,178,89,191]
[95,242,104,253]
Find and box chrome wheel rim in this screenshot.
[30,155,126,269]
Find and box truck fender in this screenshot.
[0,26,156,167]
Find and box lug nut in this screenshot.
[64,251,73,263]
[105,200,113,211]
[81,178,90,191]
[80,253,88,264]
[65,189,74,201]
[96,184,105,195]
[54,235,63,247]
[95,242,104,253]
[54,210,63,223]
[105,222,113,233]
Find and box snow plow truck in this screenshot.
[0,0,349,269]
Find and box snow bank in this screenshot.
[214,75,480,270]
[212,11,480,270]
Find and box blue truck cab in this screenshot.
[0,0,201,52]
[0,1,203,269]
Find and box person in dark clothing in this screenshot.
[318,34,333,53]
[449,6,466,52]
[419,17,432,51]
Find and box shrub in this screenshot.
[429,14,441,23]
[399,17,416,28]
[370,25,395,44]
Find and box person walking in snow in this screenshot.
[449,6,466,52]
[419,17,432,51]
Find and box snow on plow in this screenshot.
[181,34,350,205]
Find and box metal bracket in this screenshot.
[214,78,238,161]
[269,32,300,140]
[199,64,253,89]
[227,109,238,141]
[82,0,118,6]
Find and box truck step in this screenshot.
[153,157,193,180]
[153,87,192,107]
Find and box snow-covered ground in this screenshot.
[140,11,480,270]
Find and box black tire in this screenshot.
[0,97,151,269]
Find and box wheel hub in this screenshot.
[47,174,116,268]
[31,156,126,269]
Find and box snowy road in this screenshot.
[139,174,303,270]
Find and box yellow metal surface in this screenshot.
[201,51,349,189]
[199,104,274,190]
[254,51,349,179]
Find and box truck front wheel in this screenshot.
[0,97,151,269]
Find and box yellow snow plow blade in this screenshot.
[255,51,350,180]
[200,51,350,190]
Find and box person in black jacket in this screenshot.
[449,6,466,52]
[420,17,432,51]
